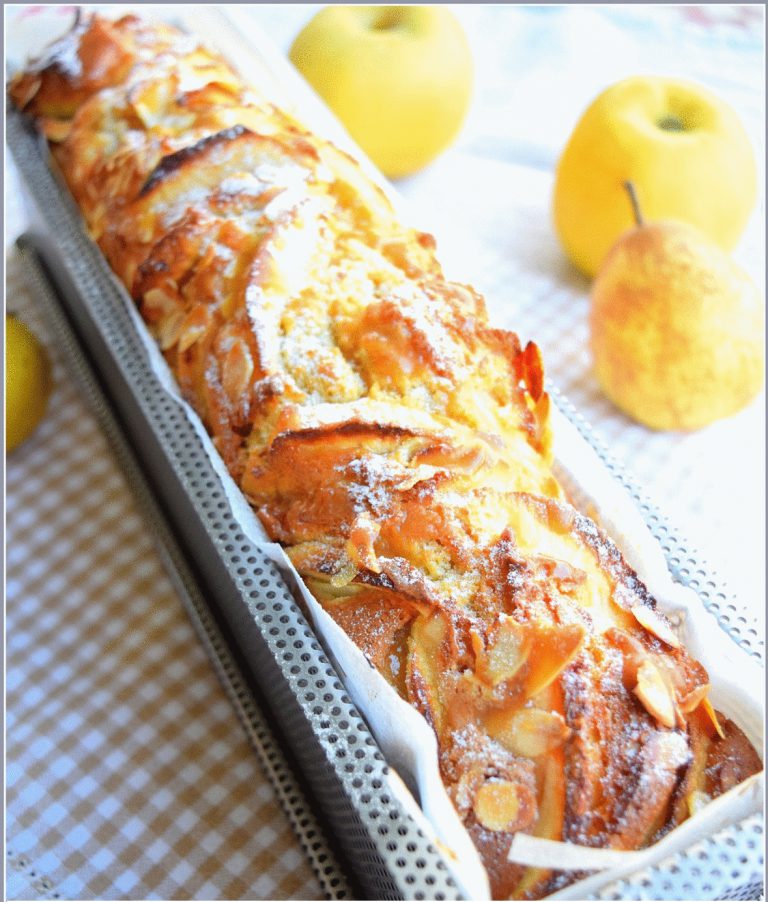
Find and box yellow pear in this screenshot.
[590,184,764,431]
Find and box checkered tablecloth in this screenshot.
[6,251,322,901]
[5,5,764,901]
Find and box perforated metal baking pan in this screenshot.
[8,106,763,901]
[8,108,464,902]
[13,236,355,902]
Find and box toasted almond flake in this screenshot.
[222,340,254,402]
[634,659,677,728]
[702,697,726,739]
[143,286,181,318]
[493,708,572,758]
[474,781,521,832]
[158,310,185,351]
[407,613,448,736]
[129,78,176,129]
[632,605,681,649]
[394,464,441,491]
[42,118,72,142]
[178,306,211,353]
[525,623,585,697]
[415,442,486,473]
[677,683,710,714]
[11,75,41,110]
[482,618,529,688]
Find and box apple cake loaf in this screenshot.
[11,14,761,900]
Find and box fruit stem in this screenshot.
[623,180,644,228]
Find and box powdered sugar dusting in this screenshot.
[344,454,403,516]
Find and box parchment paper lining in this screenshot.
[112,264,763,901]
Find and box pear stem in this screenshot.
[623,180,644,228]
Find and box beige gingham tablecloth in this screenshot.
[5,5,764,901]
[6,250,322,901]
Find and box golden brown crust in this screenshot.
[11,14,761,898]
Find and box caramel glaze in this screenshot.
[11,15,761,899]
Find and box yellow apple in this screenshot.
[553,76,757,278]
[289,5,472,179]
[590,205,764,432]
[6,314,52,452]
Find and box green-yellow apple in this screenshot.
[590,185,764,431]
[6,314,52,452]
[554,76,757,277]
[289,5,472,179]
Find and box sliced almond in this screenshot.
[474,780,536,833]
[525,623,585,697]
[632,605,681,649]
[476,617,530,688]
[394,464,441,492]
[452,767,483,818]
[157,310,185,351]
[9,73,41,110]
[128,78,175,129]
[42,118,73,143]
[406,613,448,734]
[550,559,587,587]
[490,708,571,759]
[176,51,242,95]
[518,340,544,402]
[677,682,710,715]
[474,781,521,832]
[222,339,254,402]
[634,659,677,728]
[178,305,212,354]
[143,285,181,320]
[702,696,726,739]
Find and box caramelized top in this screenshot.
[11,14,761,899]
